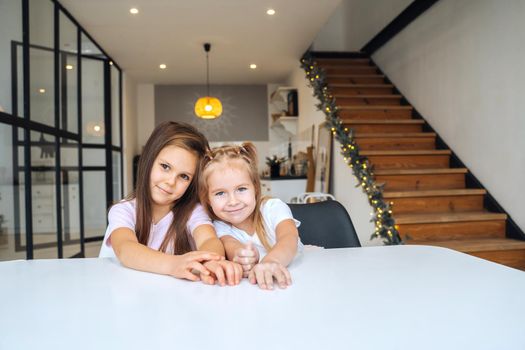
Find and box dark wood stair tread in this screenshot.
[339,105,413,110]
[331,83,394,87]
[355,132,435,138]
[374,168,468,175]
[360,149,451,156]
[327,74,385,78]
[395,211,507,224]
[334,94,402,99]
[408,238,525,253]
[317,58,371,64]
[343,119,424,124]
[384,189,485,199]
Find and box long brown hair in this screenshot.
[199,142,271,251]
[128,121,209,254]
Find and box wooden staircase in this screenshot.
[316,56,525,270]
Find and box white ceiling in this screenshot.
[59,0,342,85]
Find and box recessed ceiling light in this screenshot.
[249,64,257,69]
[109,61,113,66]
[159,64,167,69]
[65,64,73,70]
[130,8,139,14]
[266,9,276,15]
[39,88,46,94]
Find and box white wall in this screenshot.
[312,0,412,51]
[372,0,525,231]
[136,84,155,151]
[122,73,138,196]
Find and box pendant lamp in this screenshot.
[194,43,222,119]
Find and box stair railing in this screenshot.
[300,53,402,245]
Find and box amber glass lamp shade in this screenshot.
[194,96,222,119]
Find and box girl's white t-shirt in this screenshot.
[213,198,304,258]
[99,200,212,257]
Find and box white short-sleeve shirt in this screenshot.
[99,200,212,257]
[213,198,303,258]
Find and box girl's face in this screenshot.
[207,160,256,233]
[150,145,197,213]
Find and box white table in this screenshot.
[1,245,524,350]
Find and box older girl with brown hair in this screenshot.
[99,121,242,286]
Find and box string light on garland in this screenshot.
[300,54,402,245]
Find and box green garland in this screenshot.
[300,54,402,245]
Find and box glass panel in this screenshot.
[83,171,106,239]
[61,138,80,257]
[81,32,104,58]
[82,57,104,144]
[0,0,22,115]
[112,151,121,201]
[60,138,79,167]
[30,47,54,126]
[29,0,53,48]
[82,148,105,166]
[111,65,120,146]
[0,124,26,261]
[30,130,58,259]
[59,12,78,133]
[16,44,23,118]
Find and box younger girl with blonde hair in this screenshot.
[199,143,303,290]
[100,121,242,286]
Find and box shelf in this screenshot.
[271,116,298,136]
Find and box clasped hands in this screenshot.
[174,244,291,290]
[233,243,292,290]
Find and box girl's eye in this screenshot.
[214,191,224,197]
[180,174,190,181]
[160,163,170,171]
[237,187,247,192]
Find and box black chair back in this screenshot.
[289,200,361,248]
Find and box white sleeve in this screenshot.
[104,201,136,247]
[213,220,234,238]
[263,198,301,231]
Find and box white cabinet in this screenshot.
[260,178,307,203]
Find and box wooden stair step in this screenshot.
[323,66,378,75]
[374,168,467,175]
[334,94,402,99]
[343,119,424,124]
[361,149,451,169]
[354,133,436,151]
[408,238,525,253]
[316,58,371,66]
[375,168,468,191]
[361,150,451,156]
[355,132,434,138]
[327,74,384,78]
[395,211,507,241]
[331,83,394,88]
[384,188,485,199]
[386,189,485,214]
[395,211,507,225]
[408,238,525,270]
[340,105,412,110]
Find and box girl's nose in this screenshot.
[227,193,239,206]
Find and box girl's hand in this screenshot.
[202,260,243,286]
[233,243,260,278]
[170,251,222,281]
[248,260,292,290]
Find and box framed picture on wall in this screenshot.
[287,90,298,116]
[314,122,333,194]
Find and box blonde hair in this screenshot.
[199,142,272,251]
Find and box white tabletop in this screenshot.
[1,245,524,350]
